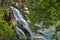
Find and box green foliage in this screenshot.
[0,0,60,40]
[0,7,17,40]
[24,0,60,39]
[25,0,60,30]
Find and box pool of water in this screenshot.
[44,34,52,40]
[44,32,60,40]
[57,32,60,40]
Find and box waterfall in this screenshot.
[10,6,33,40]
[14,25,26,38]
[10,6,46,40]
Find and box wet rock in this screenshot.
[37,27,56,35]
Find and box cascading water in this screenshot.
[14,25,26,39]
[10,6,46,40]
[10,6,33,40]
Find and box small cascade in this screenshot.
[10,6,46,40]
[10,6,33,40]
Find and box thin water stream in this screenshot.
[10,6,46,40]
[10,6,33,40]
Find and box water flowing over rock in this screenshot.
[10,6,33,40]
[10,6,46,40]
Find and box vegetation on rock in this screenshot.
[0,0,60,40]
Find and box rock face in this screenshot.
[37,27,56,35]
[35,21,43,27]
[35,21,56,35]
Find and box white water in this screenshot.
[14,25,25,36]
[10,6,46,40]
[10,6,33,40]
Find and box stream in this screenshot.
[10,6,33,40]
[10,6,60,40]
